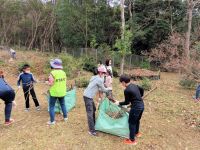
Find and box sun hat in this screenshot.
[50,59,63,69]
[98,66,107,73]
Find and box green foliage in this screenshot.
[112,67,119,77]
[140,59,150,69]
[82,57,96,72]
[179,79,196,89]
[76,77,89,88]
[0,59,4,65]
[139,77,152,91]
[90,35,98,49]
[114,28,133,56]
[45,54,82,78]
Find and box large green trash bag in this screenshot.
[47,88,76,113]
[95,98,130,138]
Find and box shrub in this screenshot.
[0,59,4,65]
[82,57,96,72]
[45,54,83,78]
[139,77,152,91]
[179,79,196,89]
[76,78,89,88]
[112,67,119,77]
[140,60,150,69]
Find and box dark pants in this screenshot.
[0,90,15,122]
[23,85,39,108]
[129,108,144,141]
[83,96,96,132]
[49,96,67,122]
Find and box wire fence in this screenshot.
[62,48,147,69]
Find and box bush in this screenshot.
[139,77,152,91]
[0,59,4,65]
[179,79,196,89]
[82,57,96,72]
[112,67,119,77]
[45,54,83,78]
[140,60,150,69]
[76,78,89,88]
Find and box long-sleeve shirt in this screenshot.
[84,75,109,99]
[104,75,112,90]
[17,72,36,87]
[119,83,144,109]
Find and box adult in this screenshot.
[115,75,144,145]
[83,66,109,136]
[47,59,68,125]
[0,71,16,125]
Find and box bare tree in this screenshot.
[185,0,200,61]
[120,0,125,75]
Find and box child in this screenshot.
[47,59,68,125]
[17,64,40,111]
[104,69,113,98]
[114,75,144,145]
[105,59,113,77]
[0,70,16,125]
[83,66,109,136]
[10,48,16,59]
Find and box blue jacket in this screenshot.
[0,78,14,97]
[17,72,36,87]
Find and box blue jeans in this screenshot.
[49,96,67,122]
[195,85,200,99]
[0,90,15,122]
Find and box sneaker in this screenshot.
[123,139,137,145]
[64,118,68,122]
[25,108,30,112]
[47,121,56,125]
[88,131,98,136]
[36,106,40,111]
[5,119,14,126]
[136,132,142,138]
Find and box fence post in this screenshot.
[95,49,98,63]
[129,55,132,70]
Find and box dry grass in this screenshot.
[0,50,200,150]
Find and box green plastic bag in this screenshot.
[95,98,130,138]
[47,88,76,113]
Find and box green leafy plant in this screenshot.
[82,57,96,72]
[140,59,150,69]
[179,79,196,89]
[139,77,152,91]
[76,78,89,88]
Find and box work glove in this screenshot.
[12,101,17,107]
[114,100,119,105]
[18,86,21,89]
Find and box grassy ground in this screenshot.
[0,50,200,150]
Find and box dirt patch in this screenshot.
[125,68,160,80]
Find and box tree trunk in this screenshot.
[120,55,125,75]
[185,0,193,61]
[128,0,133,19]
[120,0,125,75]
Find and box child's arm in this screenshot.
[48,74,54,86]
[31,73,37,83]
[17,74,22,87]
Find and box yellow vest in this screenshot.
[49,70,67,97]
